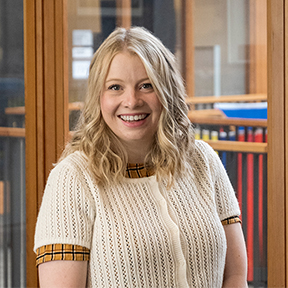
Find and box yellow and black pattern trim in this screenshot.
[36,244,90,267]
[125,163,155,178]
[221,215,242,225]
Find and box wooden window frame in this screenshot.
[267,0,288,286]
[24,0,288,286]
[24,0,68,286]
[182,0,194,98]
[249,0,267,95]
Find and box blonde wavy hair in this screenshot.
[61,26,195,187]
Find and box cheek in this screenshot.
[153,96,163,116]
[100,95,117,120]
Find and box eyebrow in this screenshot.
[105,78,123,84]
[105,77,150,84]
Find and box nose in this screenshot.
[122,88,143,108]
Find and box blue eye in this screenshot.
[108,84,121,91]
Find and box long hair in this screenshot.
[61,26,195,187]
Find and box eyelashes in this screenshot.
[107,83,153,91]
[108,84,121,91]
[141,83,153,90]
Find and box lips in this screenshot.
[119,114,149,122]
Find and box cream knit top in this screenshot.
[34,140,240,288]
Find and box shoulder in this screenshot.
[194,139,215,155]
[35,151,97,251]
[193,140,218,166]
[41,151,97,212]
[50,151,89,178]
[192,140,225,181]
[56,151,88,171]
[46,151,94,190]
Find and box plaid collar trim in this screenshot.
[125,163,155,178]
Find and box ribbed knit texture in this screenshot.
[34,140,240,288]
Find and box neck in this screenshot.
[122,141,151,163]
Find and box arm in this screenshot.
[38,261,88,288]
[222,223,248,288]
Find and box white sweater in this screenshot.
[34,140,240,288]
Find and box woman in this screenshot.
[34,26,247,287]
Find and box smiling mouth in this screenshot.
[119,114,149,122]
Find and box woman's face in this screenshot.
[100,51,162,150]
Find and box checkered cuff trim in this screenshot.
[36,244,90,267]
[221,215,242,225]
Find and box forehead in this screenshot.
[106,51,148,79]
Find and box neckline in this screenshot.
[125,163,155,178]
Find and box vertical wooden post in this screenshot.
[24,1,38,286]
[24,0,68,286]
[267,0,286,286]
[285,2,288,286]
[249,0,267,94]
[116,0,131,29]
[182,0,194,98]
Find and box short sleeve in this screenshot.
[34,154,96,252]
[196,140,241,221]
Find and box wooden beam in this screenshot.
[24,0,38,286]
[186,93,267,104]
[285,1,288,286]
[116,0,131,29]
[182,0,194,98]
[5,106,25,115]
[24,0,68,286]
[267,0,286,286]
[249,0,267,94]
[205,140,267,154]
[55,0,69,158]
[189,109,226,118]
[5,102,82,115]
[0,127,25,138]
[188,113,267,128]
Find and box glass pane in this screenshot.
[193,0,267,287]
[0,1,26,287]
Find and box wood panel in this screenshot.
[188,113,267,128]
[24,0,68,287]
[24,0,38,286]
[205,140,267,153]
[182,0,194,98]
[249,0,267,94]
[285,1,288,286]
[267,0,286,286]
[0,127,25,137]
[36,0,44,207]
[43,0,56,189]
[186,93,267,104]
[5,102,82,115]
[55,0,69,157]
[116,0,131,28]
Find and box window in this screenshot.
[0,1,26,287]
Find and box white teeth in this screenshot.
[120,114,147,122]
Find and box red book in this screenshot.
[237,127,245,219]
[255,128,264,265]
[247,127,254,281]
